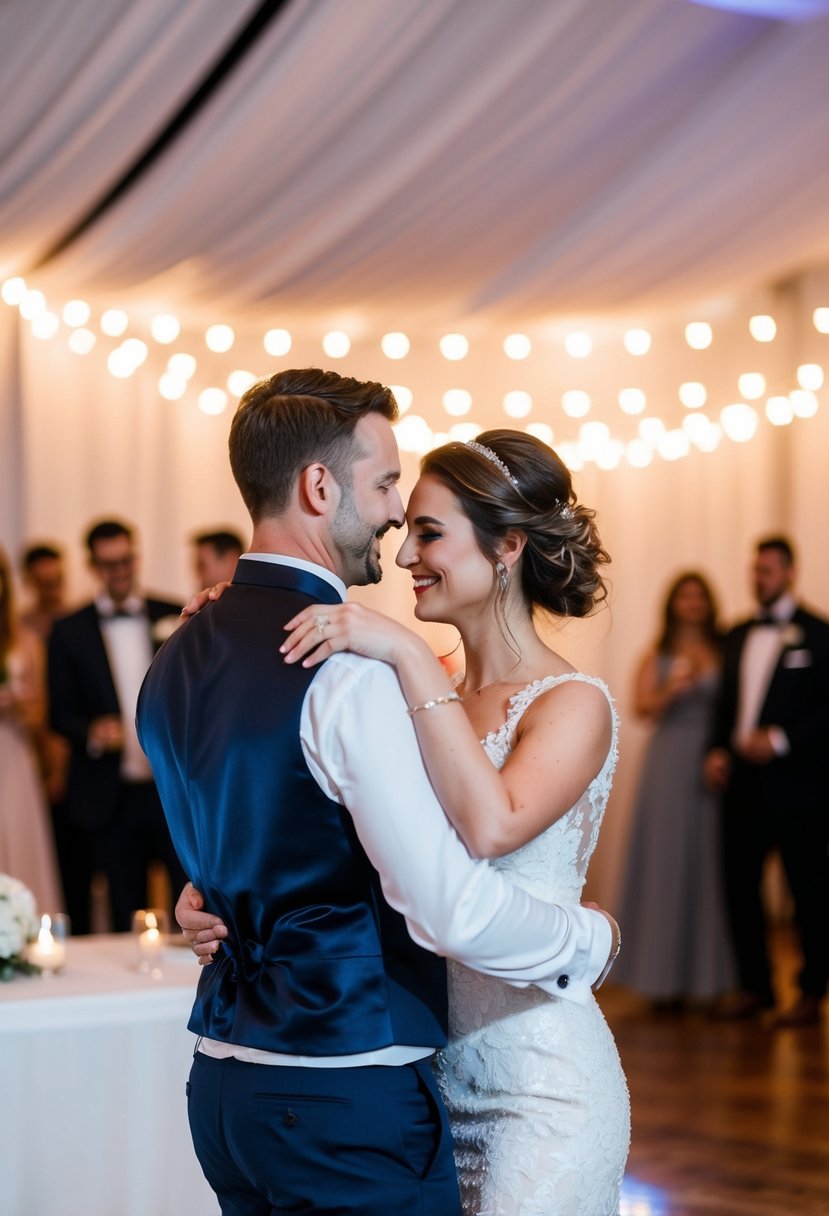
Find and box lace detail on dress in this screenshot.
[435,673,630,1215]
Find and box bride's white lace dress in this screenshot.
[434,675,630,1216]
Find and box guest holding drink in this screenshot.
[614,572,735,1009]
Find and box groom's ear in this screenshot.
[297,462,339,518]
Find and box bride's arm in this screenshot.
[282,602,611,858]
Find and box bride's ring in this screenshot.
[314,614,330,637]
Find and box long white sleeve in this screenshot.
[301,653,611,1004]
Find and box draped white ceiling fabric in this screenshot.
[2,0,829,902]
[3,0,829,323]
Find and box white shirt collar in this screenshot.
[96,593,145,618]
[763,593,796,624]
[240,553,346,602]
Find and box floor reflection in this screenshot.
[620,1173,671,1216]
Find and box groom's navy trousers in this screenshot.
[187,1052,460,1215]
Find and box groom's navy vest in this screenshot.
[137,560,447,1054]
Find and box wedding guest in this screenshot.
[19,542,68,640]
[18,541,76,915]
[705,537,829,1027]
[192,528,244,588]
[614,572,735,1009]
[48,519,186,932]
[0,547,64,913]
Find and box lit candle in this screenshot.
[137,911,164,974]
[27,914,67,973]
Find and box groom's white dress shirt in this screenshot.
[200,554,611,1067]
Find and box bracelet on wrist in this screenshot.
[406,691,462,716]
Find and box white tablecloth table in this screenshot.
[0,934,219,1216]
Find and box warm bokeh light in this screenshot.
[449,421,481,442]
[796,362,824,391]
[158,374,187,401]
[389,385,413,414]
[151,314,181,344]
[62,299,91,327]
[738,372,766,400]
[31,312,60,340]
[525,421,553,445]
[720,402,759,441]
[813,307,829,334]
[579,421,610,453]
[502,390,532,418]
[503,333,531,360]
[322,330,351,358]
[790,389,818,417]
[264,328,292,356]
[20,290,47,321]
[439,333,469,361]
[685,321,712,350]
[227,369,257,396]
[68,328,96,355]
[618,388,647,415]
[682,412,714,444]
[565,331,592,358]
[623,328,652,356]
[442,389,472,417]
[678,381,707,409]
[205,324,235,353]
[107,348,135,378]
[765,395,793,426]
[394,414,433,453]
[101,308,129,336]
[1,276,26,305]
[561,389,591,418]
[121,338,148,367]
[749,314,776,342]
[198,387,229,415]
[638,417,666,445]
[167,353,197,379]
[381,332,410,359]
[657,429,691,461]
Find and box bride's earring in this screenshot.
[496,561,510,592]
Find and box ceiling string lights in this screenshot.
[2,275,826,460]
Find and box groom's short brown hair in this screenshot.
[229,368,398,521]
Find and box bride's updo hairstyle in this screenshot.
[421,429,610,618]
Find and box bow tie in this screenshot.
[748,612,779,628]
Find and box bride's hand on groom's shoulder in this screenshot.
[180,581,232,618]
[280,602,419,669]
[176,881,228,965]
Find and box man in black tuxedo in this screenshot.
[705,536,829,1027]
[48,519,186,932]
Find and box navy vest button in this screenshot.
[284,1111,299,1127]
[557,974,569,989]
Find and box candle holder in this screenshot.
[132,908,169,977]
[26,913,70,976]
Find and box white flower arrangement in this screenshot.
[0,873,40,980]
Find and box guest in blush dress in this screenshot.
[0,547,63,913]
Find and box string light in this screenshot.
[618,388,647,415]
[720,403,759,441]
[502,390,532,418]
[151,314,181,344]
[205,324,235,353]
[439,333,469,361]
[62,300,90,327]
[389,385,413,414]
[561,390,591,418]
[678,382,707,409]
[442,389,472,417]
[765,396,793,426]
[565,331,592,358]
[623,328,652,356]
[381,332,410,359]
[264,328,292,356]
[322,330,350,358]
[796,363,824,391]
[101,309,128,336]
[503,333,531,360]
[749,314,776,342]
[685,322,712,350]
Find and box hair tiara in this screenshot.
[464,440,519,487]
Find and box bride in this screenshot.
[180,429,630,1215]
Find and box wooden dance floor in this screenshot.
[600,931,829,1216]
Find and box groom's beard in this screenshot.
[331,495,389,587]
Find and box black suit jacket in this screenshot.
[710,605,829,811]
[48,597,182,830]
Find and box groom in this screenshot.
[137,368,618,1216]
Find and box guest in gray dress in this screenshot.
[615,572,735,1008]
